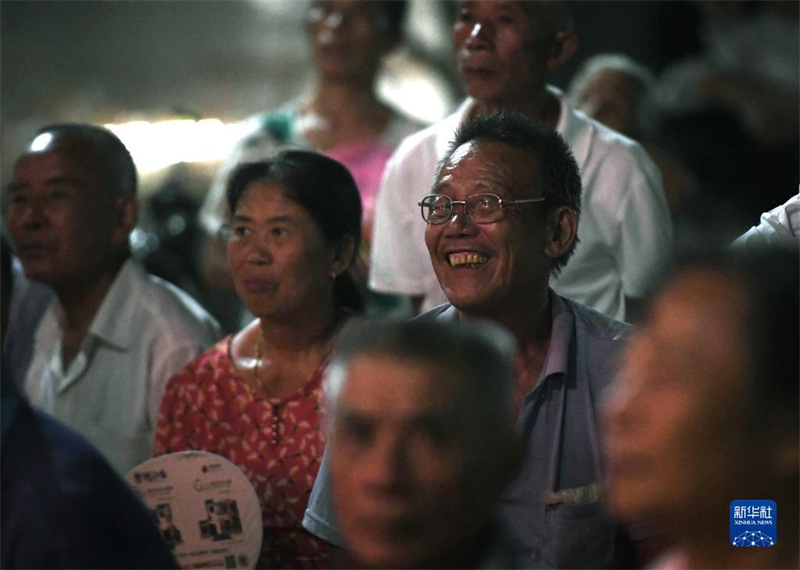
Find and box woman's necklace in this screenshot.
[250,319,344,397]
[253,328,265,387]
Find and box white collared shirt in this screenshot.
[24,259,221,474]
[733,193,800,247]
[368,87,673,321]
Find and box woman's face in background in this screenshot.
[306,0,392,83]
[227,180,338,322]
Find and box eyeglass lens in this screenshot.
[421,194,503,224]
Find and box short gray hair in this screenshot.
[35,123,137,197]
[326,318,516,435]
[567,53,658,134]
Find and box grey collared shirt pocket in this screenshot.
[543,500,620,569]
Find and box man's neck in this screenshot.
[460,289,552,414]
[259,301,341,358]
[470,87,561,130]
[479,288,552,351]
[53,258,126,367]
[467,289,552,416]
[309,76,377,114]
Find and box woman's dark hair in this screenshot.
[226,150,364,312]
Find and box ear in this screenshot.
[547,31,578,70]
[544,206,578,260]
[330,235,356,277]
[111,196,138,246]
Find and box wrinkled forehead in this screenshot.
[16,138,91,176]
[437,140,543,198]
[657,267,748,326]
[354,353,493,416]
[456,0,559,34]
[338,354,444,411]
[347,352,446,392]
[13,133,121,202]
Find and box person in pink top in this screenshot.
[200,1,423,306]
[157,150,362,568]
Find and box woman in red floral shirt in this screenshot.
[155,150,362,568]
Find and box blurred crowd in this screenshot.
[1,1,797,569]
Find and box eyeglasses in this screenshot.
[307,3,388,31]
[418,193,546,225]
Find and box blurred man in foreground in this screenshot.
[325,319,526,569]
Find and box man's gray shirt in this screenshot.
[303,291,633,569]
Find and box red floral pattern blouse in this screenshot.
[155,336,335,569]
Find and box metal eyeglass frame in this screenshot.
[417,193,546,225]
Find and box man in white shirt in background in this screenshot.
[7,123,221,475]
[369,0,672,322]
[733,193,800,248]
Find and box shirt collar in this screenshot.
[32,297,61,350]
[457,85,568,129]
[34,259,141,352]
[539,289,574,381]
[555,85,593,169]
[454,86,587,171]
[437,98,477,157]
[88,259,140,350]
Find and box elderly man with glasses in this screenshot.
[304,111,637,569]
[368,0,671,323]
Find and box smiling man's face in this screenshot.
[424,140,551,317]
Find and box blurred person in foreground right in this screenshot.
[603,245,799,569]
